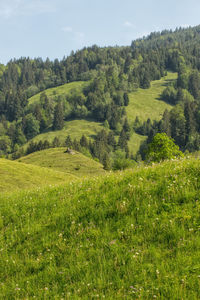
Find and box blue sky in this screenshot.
[0,0,200,64]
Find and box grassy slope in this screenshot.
[25,73,176,156]
[127,72,177,154]
[22,119,103,151]
[127,72,176,123]
[18,148,105,177]
[0,159,76,193]
[28,81,89,106]
[0,157,200,299]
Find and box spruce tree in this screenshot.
[123,92,129,106]
[65,135,72,148]
[102,152,111,170]
[53,102,64,131]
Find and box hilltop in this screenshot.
[0,157,199,298]
[0,158,75,193]
[18,147,105,177]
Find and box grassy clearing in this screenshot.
[0,157,200,299]
[126,72,177,154]
[18,148,105,178]
[127,72,177,123]
[0,159,75,193]
[28,81,89,106]
[128,132,147,155]
[22,119,103,151]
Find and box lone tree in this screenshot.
[53,102,64,131]
[145,133,183,163]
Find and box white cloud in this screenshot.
[123,21,135,28]
[0,0,56,18]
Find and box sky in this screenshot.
[0,0,200,64]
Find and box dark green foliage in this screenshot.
[188,71,200,99]
[52,137,61,148]
[118,129,128,149]
[65,135,72,148]
[161,86,177,104]
[102,152,111,170]
[80,134,88,148]
[123,92,129,106]
[23,114,40,140]
[53,102,64,131]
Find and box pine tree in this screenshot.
[53,102,64,130]
[107,131,116,149]
[52,137,61,148]
[118,129,128,149]
[80,134,88,148]
[102,152,111,170]
[65,135,72,147]
[123,92,129,106]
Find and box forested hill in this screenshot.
[1,25,200,163]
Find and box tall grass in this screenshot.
[0,157,199,299]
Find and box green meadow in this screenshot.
[22,119,103,152]
[28,81,89,106]
[0,158,74,193]
[126,72,176,123]
[0,157,200,299]
[18,148,105,178]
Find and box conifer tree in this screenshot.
[123,92,129,106]
[102,152,111,170]
[53,102,64,130]
[65,135,72,148]
[80,134,88,148]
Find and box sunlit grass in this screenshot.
[18,147,105,178]
[28,81,89,106]
[0,157,200,299]
[127,72,176,123]
[0,158,76,193]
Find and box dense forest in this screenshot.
[1,25,200,167]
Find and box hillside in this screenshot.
[28,81,89,106]
[0,157,199,298]
[22,72,175,157]
[18,147,105,177]
[22,119,103,148]
[0,159,76,193]
[127,72,176,153]
[126,72,175,123]
[2,26,200,160]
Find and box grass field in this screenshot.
[128,132,147,155]
[18,148,105,178]
[127,72,177,123]
[0,157,199,299]
[22,119,103,151]
[0,158,75,193]
[28,81,89,106]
